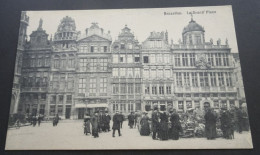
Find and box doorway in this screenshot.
[65,105,71,119]
[78,108,85,119]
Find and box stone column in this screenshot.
[227,100,230,110]
[55,94,58,114]
[216,73,219,87]
[183,100,187,112]
[62,94,66,119]
[197,73,200,87]
[45,94,50,118]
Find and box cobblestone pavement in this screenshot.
[5,120,253,150]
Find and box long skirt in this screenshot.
[159,122,169,140]
[140,123,150,136]
[171,127,180,140]
[92,128,99,137]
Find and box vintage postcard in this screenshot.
[5,5,253,150]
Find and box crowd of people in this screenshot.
[15,104,249,142]
[135,106,250,141]
[83,110,124,138]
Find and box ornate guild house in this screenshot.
[10,12,243,119]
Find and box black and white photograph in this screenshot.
[5,5,253,150]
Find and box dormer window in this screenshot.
[121,44,125,49]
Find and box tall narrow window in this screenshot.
[90,78,96,93]
[134,68,140,78]
[152,86,157,95]
[67,74,74,90]
[218,72,225,86]
[135,84,141,94]
[60,74,66,90]
[226,72,233,87]
[151,69,156,78]
[113,55,118,63]
[176,72,182,87]
[100,58,108,71]
[113,84,119,94]
[182,53,188,66]
[112,68,119,77]
[190,53,195,66]
[183,72,190,86]
[210,72,217,86]
[143,69,149,78]
[128,68,133,77]
[78,78,86,93]
[158,69,163,78]
[145,86,150,94]
[120,84,127,94]
[208,54,214,66]
[80,59,88,71]
[90,59,97,71]
[127,55,133,63]
[120,68,126,77]
[216,53,222,66]
[100,77,107,93]
[165,69,171,78]
[191,72,198,87]
[175,54,181,66]
[166,86,171,94]
[128,84,134,94]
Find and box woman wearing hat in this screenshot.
[140,112,150,136]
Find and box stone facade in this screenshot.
[111,25,142,115]
[12,15,243,119]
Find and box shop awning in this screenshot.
[75,104,86,108]
[86,103,108,108]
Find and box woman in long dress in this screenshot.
[159,111,169,140]
[170,110,182,140]
[140,112,150,136]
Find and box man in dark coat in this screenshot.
[103,111,111,132]
[98,110,105,132]
[170,109,182,140]
[118,112,124,129]
[204,108,217,140]
[91,112,99,138]
[128,112,135,129]
[151,108,160,140]
[112,111,122,137]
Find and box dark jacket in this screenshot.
[112,114,121,130]
[151,112,160,132]
[91,115,99,129]
[103,114,111,124]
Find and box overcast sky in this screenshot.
[26,5,238,53]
